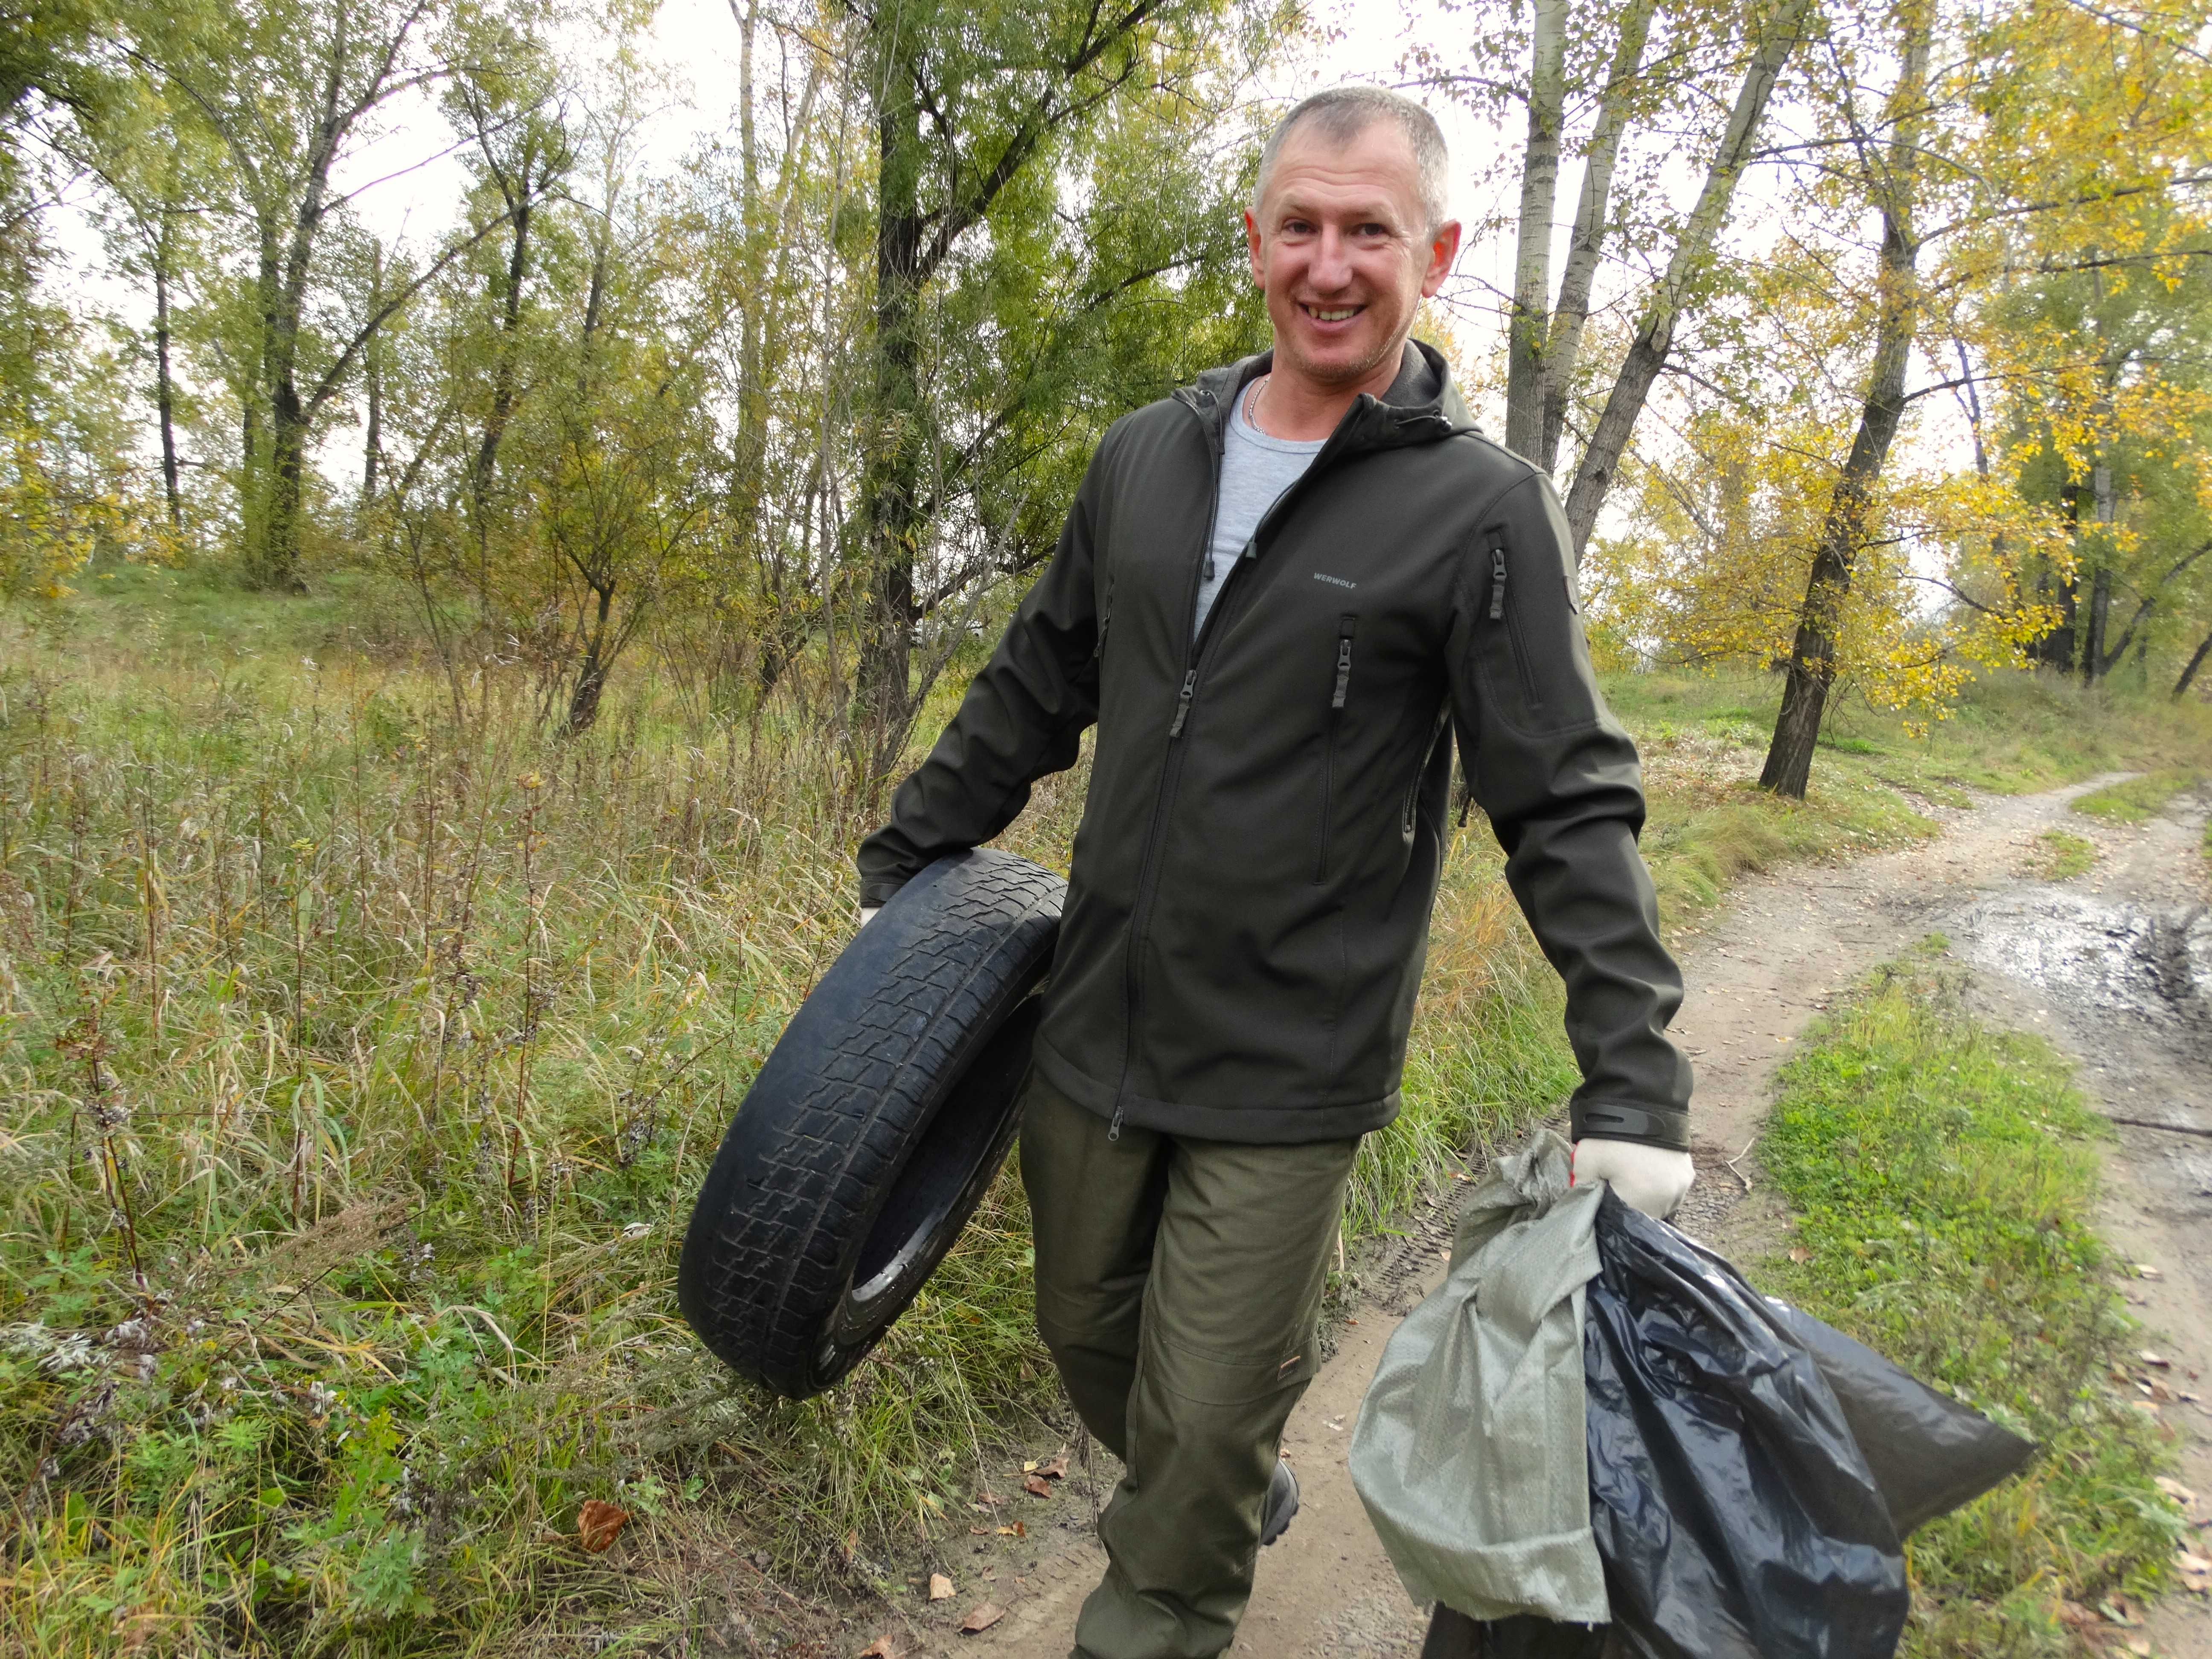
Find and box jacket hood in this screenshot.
[1179,338,1477,454]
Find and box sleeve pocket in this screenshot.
[1472,520,1604,735]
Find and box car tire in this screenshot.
[677,848,1065,1398]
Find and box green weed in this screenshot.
[1757,960,2186,1655]
[2026,829,2099,881]
[2071,769,2206,824]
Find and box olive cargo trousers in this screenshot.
[1019,1073,1360,1659]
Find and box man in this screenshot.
[856,86,1694,1659]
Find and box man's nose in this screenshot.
[1307,227,1356,290]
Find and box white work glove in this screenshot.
[859,906,881,928]
[1571,1137,1694,1220]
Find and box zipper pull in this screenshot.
[1205,550,1215,582]
[1489,547,1508,621]
[1168,669,1197,736]
[1107,1104,1125,1143]
[1092,576,1115,660]
[1331,635,1354,710]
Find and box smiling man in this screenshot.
[856,87,1696,1659]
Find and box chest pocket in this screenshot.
[1474,523,1599,735]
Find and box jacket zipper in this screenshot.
[1112,387,1227,1139]
[1491,544,1542,709]
[1315,615,1356,883]
[1093,572,1115,663]
[1405,709,1448,838]
[1111,379,1375,1138]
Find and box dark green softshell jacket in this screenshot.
[859,343,1693,1151]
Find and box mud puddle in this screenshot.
[1953,888,2212,1036]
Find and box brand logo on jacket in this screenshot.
[1313,572,1357,590]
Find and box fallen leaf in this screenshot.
[2150,1380,2175,1403]
[576,1499,629,1553]
[2125,1640,2151,1657]
[930,1574,955,1601]
[2135,1264,2163,1281]
[2102,1594,2144,1626]
[1021,1460,1038,1474]
[1788,1248,1812,1263]
[1036,1456,1068,1480]
[995,1522,1026,1537]
[2176,1551,2211,1574]
[961,1602,1007,1634]
[2141,1350,2171,1368]
[968,1526,991,1536]
[2156,1478,2198,1505]
[974,1491,1001,1507]
[2056,1600,2101,1628]
[859,1640,900,1659]
[2130,1400,2162,1417]
[1024,1475,1052,1498]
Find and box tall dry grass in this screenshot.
[0,620,1574,1656]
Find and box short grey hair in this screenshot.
[1250,86,1451,235]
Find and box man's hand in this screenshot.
[1571,1137,1694,1220]
[859,906,881,928]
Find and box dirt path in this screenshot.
[862,776,2212,1659]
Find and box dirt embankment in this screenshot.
[818,778,2212,1659]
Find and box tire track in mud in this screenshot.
[850,775,2212,1658]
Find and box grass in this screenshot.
[2071,769,2208,824]
[1755,952,2190,1656]
[0,587,1588,1655]
[6,568,2209,1654]
[2026,829,2100,881]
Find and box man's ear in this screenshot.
[1420,218,1464,298]
[1245,208,1266,288]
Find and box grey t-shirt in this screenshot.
[1193,385,1326,635]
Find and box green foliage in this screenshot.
[2069,768,2206,824]
[1758,961,2186,1653]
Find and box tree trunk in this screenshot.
[2174,627,2212,699]
[262,377,309,591]
[1536,0,1654,475]
[2083,562,2112,682]
[855,26,928,760]
[568,584,616,734]
[1560,0,1810,559]
[1503,0,1568,462]
[361,244,382,509]
[1758,8,1930,800]
[473,193,535,535]
[2081,460,2116,681]
[2029,484,2080,671]
[153,259,181,530]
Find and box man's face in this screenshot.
[1244,120,1461,390]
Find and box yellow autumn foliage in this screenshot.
[1589,407,2066,725]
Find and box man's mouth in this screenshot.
[1301,304,1363,323]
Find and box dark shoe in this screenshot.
[1260,1457,1299,1546]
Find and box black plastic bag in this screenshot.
[1582,1191,1908,1659]
[1766,1300,2034,1536]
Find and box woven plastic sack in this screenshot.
[1350,1131,1609,1624]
